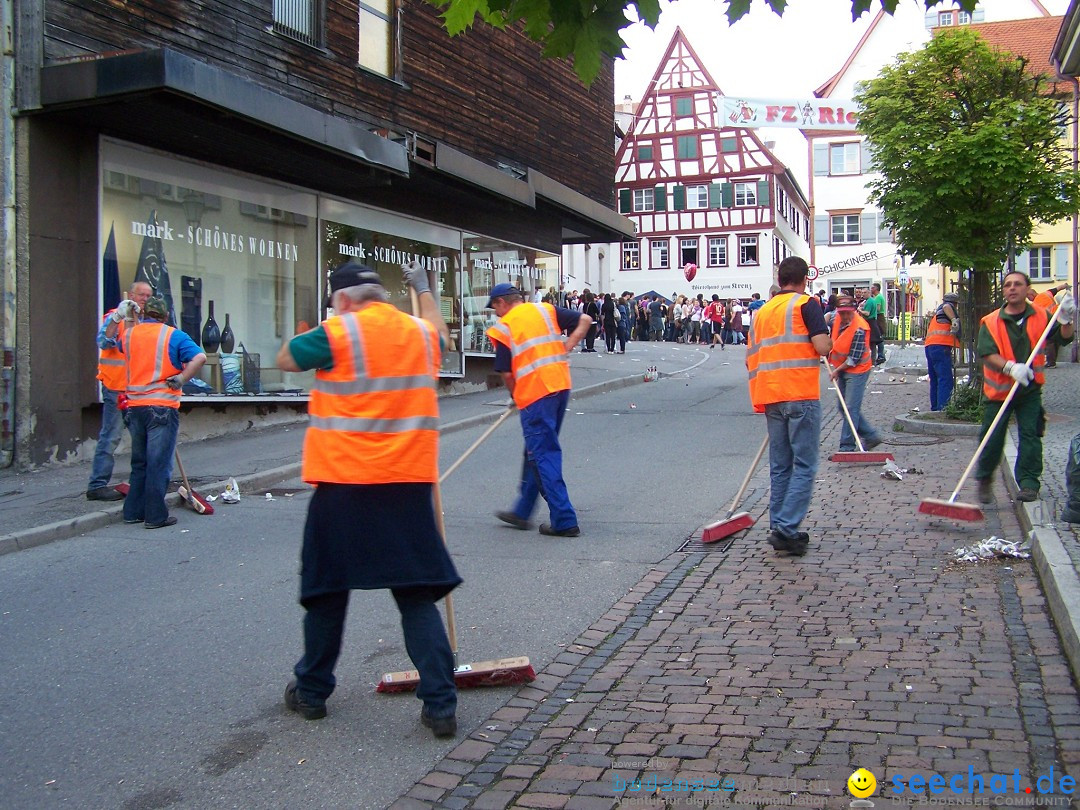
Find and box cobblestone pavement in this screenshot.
[390,362,1080,809]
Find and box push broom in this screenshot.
[919,305,1062,521]
[175,448,214,515]
[702,435,768,543]
[829,377,894,463]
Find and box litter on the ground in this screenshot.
[952,536,1031,562]
[264,492,275,501]
[918,374,930,382]
[881,459,905,480]
[221,478,241,504]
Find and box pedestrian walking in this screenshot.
[860,283,886,365]
[746,257,831,556]
[601,293,618,353]
[648,295,665,341]
[616,292,631,353]
[974,271,1075,504]
[488,283,592,537]
[104,295,206,529]
[924,292,961,411]
[88,280,153,502]
[827,295,882,452]
[276,261,461,737]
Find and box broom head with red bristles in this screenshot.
[114,483,130,496]
[177,484,214,515]
[917,497,984,522]
[830,450,895,464]
[377,656,536,693]
[702,511,754,543]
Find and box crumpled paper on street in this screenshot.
[880,460,924,480]
[952,536,1030,563]
[221,477,241,504]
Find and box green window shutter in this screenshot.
[708,183,722,208]
[654,187,667,211]
[757,180,770,209]
[720,137,737,153]
[636,145,653,161]
[672,186,686,211]
[720,183,733,208]
[677,136,698,159]
[675,97,692,116]
[619,189,632,213]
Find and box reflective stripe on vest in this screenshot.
[303,302,439,485]
[97,311,127,391]
[486,303,571,409]
[125,322,182,408]
[746,293,820,412]
[924,306,960,348]
[981,307,1048,401]
[828,313,873,374]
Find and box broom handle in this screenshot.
[174,448,195,497]
[725,435,768,517]
[946,305,1063,503]
[432,482,458,659]
[440,405,516,483]
[833,374,866,452]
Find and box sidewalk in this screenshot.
[391,348,1080,809]
[0,342,706,554]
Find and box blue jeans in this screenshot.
[765,400,821,539]
[511,389,578,531]
[88,386,124,491]
[925,345,954,411]
[835,371,880,451]
[123,406,179,525]
[294,588,456,717]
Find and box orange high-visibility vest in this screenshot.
[303,302,440,485]
[747,293,820,413]
[981,306,1048,401]
[124,322,183,409]
[828,313,873,374]
[487,302,572,410]
[97,311,127,391]
[924,305,960,349]
[1032,291,1057,316]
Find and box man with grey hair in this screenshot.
[276,260,461,737]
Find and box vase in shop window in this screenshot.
[220,313,235,354]
[202,300,221,353]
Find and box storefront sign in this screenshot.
[719,97,859,131]
[818,250,885,276]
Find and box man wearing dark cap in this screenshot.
[276,260,462,737]
[487,282,592,537]
[102,295,206,529]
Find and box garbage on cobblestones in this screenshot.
[221,477,241,504]
[952,536,1031,563]
[918,374,930,382]
[880,460,924,480]
[644,365,659,382]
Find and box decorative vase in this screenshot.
[220,313,235,354]
[202,300,221,353]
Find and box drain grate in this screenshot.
[678,534,738,553]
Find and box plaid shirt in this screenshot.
[837,320,868,368]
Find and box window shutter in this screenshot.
[709,183,722,208]
[720,136,737,153]
[814,215,829,246]
[672,185,686,211]
[1015,251,1030,275]
[654,187,667,212]
[756,180,770,209]
[860,212,876,244]
[877,212,891,242]
[813,143,829,176]
[861,140,875,173]
[972,9,985,22]
[619,189,632,213]
[721,183,733,208]
[924,11,938,28]
[1055,245,1069,279]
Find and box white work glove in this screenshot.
[112,299,140,322]
[1003,360,1034,387]
[949,318,961,336]
[165,374,184,390]
[1057,293,1076,326]
[402,261,431,295]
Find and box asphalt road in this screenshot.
[0,346,763,810]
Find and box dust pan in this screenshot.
[702,436,768,543]
[829,381,894,464]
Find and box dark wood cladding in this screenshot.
[43,0,616,207]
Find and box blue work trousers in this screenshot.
[511,389,578,531]
[764,399,821,540]
[925,345,955,411]
[294,588,456,718]
[88,386,124,491]
[122,405,179,526]
[835,371,880,451]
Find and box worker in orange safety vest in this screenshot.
[827,294,882,453]
[1032,283,1071,367]
[923,292,962,411]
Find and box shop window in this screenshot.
[734,182,757,207]
[273,0,324,47]
[831,214,860,244]
[708,236,727,267]
[650,239,669,269]
[359,0,395,77]
[738,235,758,266]
[622,241,640,270]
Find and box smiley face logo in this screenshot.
[848,768,877,798]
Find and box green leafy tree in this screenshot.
[854,27,1080,352]
[430,0,980,85]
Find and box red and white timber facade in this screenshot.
[611,28,810,301]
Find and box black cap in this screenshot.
[329,261,382,293]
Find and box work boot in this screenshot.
[539,523,580,537]
[284,680,326,720]
[977,479,994,504]
[86,486,125,501]
[1017,488,1039,502]
[862,437,883,451]
[421,707,457,738]
[495,511,531,530]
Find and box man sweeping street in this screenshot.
[974,271,1075,504]
[746,257,831,557]
[276,261,462,737]
[827,295,882,453]
[487,283,592,537]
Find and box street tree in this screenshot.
[430,0,980,84]
[854,27,1080,343]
